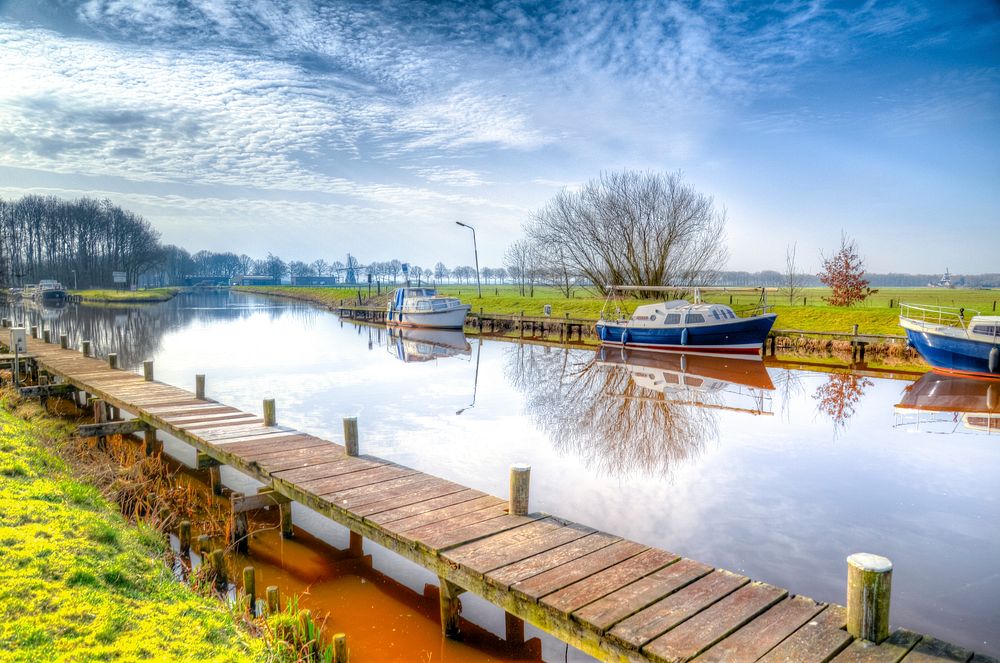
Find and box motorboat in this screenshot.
[386,287,470,329]
[899,303,1000,378]
[895,371,1000,434]
[388,327,471,363]
[34,279,67,305]
[596,286,776,355]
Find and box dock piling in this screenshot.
[143,360,153,381]
[344,417,359,456]
[243,566,256,616]
[333,634,348,663]
[438,578,465,638]
[263,399,276,427]
[509,464,530,516]
[266,585,280,614]
[195,374,205,400]
[82,340,91,357]
[210,549,227,588]
[107,353,118,369]
[178,520,191,554]
[847,552,892,643]
[59,333,68,349]
[42,329,50,343]
[231,493,249,553]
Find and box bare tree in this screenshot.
[525,171,727,294]
[782,242,803,304]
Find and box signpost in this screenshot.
[112,271,126,291]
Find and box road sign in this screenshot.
[112,271,126,284]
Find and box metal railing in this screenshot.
[899,302,978,328]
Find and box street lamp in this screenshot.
[71,269,77,290]
[455,221,482,298]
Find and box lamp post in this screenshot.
[71,269,77,290]
[455,221,482,298]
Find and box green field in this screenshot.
[0,391,262,662]
[239,285,998,336]
[72,287,183,303]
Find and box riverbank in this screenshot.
[71,287,184,303]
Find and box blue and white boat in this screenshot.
[899,303,1000,378]
[596,287,777,356]
[386,287,471,329]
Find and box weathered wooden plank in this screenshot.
[272,456,388,484]
[235,436,332,460]
[253,444,345,473]
[757,604,852,663]
[513,540,649,601]
[542,549,679,615]
[609,570,749,650]
[162,408,248,421]
[77,419,152,438]
[194,423,292,441]
[693,595,825,662]
[446,519,592,575]
[213,433,321,455]
[358,483,478,520]
[970,655,1000,663]
[487,532,622,590]
[898,635,974,663]
[830,629,922,663]
[298,464,418,496]
[185,416,264,430]
[573,558,712,633]
[420,513,541,551]
[385,495,506,535]
[642,581,786,663]
[232,490,291,513]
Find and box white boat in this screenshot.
[386,287,471,329]
[388,328,471,362]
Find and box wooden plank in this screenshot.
[385,495,506,535]
[693,595,825,662]
[162,408,248,421]
[420,513,541,551]
[487,532,622,590]
[213,432,319,453]
[899,635,974,663]
[253,444,345,473]
[333,474,457,511]
[971,655,1000,663]
[76,419,152,438]
[238,436,336,460]
[358,484,479,520]
[642,581,786,663]
[298,464,418,496]
[194,423,292,441]
[445,519,592,575]
[184,416,264,430]
[541,549,679,615]
[272,456,388,484]
[609,570,749,650]
[573,558,712,633]
[513,539,648,601]
[831,629,922,663]
[232,491,291,512]
[758,605,853,663]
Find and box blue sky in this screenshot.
[0,0,997,272]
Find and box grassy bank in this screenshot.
[0,392,263,662]
[72,287,183,303]
[237,285,998,336]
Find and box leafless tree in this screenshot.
[782,242,803,304]
[525,171,727,295]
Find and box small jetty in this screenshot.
[4,319,995,663]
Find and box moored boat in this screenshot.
[386,287,471,329]
[34,279,67,305]
[596,286,776,355]
[899,303,1000,378]
[388,327,471,362]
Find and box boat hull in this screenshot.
[903,327,1000,379]
[386,306,471,329]
[596,314,776,356]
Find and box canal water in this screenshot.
[6,291,998,660]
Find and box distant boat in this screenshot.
[388,327,471,363]
[596,286,776,355]
[899,303,1000,379]
[386,287,471,329]
[34,279,67,305]
[895,371,1000,434]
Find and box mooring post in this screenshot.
[210,549,227,589]
[266,585,280,614]
[195,374,205,400]
[344,416,359,456]
[30,325,37,339]
[209,465,223,496]
[509,464,530,516]
[263,398,276,427]
[108,353,118,369]
[243,566,256,616]
[42,329,50,343]
[197,534,211,553]
[143,428,158,455]
[231,493,249,553]
[349,531,363,557]
[846,552,892,643]
[438,578,464,638]
[505,612,526,646]
[333,634,348,663]
[82,340,91,357]
[279,501,294,538]
[59,333,68,349]
[143,360,154,381]
[92,398,108,450]
[178,520,191,555]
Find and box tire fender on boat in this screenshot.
[681,328,688,346]
[990,346,999,374]
[621,328,629,346]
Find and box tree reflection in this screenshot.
[504,344,717,479]
[812,372,873,430]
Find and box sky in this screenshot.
[0,0,997,273]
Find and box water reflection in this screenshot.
[812,372,874,431]
[895,372,1000,434]
[387,328,471,363]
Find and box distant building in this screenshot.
[929,269,954,288]
[183,276,231,286]
[233,275,280,286]
[291,275,339,286]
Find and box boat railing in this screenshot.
[899,302,979,329]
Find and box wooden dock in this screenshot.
[5,326,995,663]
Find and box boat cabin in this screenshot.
[627,301,739,327]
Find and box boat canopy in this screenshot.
[631,302,738,324]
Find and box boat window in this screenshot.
[712,310,720,320]
[973,325,998,336]
[664,314,681,324]
[683,376,703,387]
[686,313,705,324]
[416,301,431,311]
[726,310,736,319]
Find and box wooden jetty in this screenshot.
[4,324,995,663]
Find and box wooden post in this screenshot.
[143,428,157,455]
[195,374,205,400]
[82,340,91,357]
[143,360,154,381]
[343,417,359,456]
[349,530,363,557]
[108,353,118,369]
[438,577,464,638]
[279,502,294,539]
[266,585,280,614]
[231,494,249,553]
[197,534,211,552]
[847,553,892,643]
[92,398,108,450]
[59,333,68,349]
[509,464,530,516]
[243,566,256,616]
[209,465,223,496]
[210,549,227,588]
[333,634,348,663]
[179,520,191,554]
[505,612,525,646]
[30,325,37,339]
[852,323,859,336]
[263,399,276,426]
[42,329,50,343]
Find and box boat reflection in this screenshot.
[386,327,471,363]
[895,372,1000,434]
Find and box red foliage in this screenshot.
[817,233,876,306]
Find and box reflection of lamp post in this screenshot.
[456,338,482,415]
[455,221,482,298]
[71,269,77,290]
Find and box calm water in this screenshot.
[6,292,999,659]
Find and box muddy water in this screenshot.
[5,292,999,659]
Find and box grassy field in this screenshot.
[239,285,998,336]
[72,287,183,303]
[0,392,264,662]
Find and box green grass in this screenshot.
[72,288,182,303]
[0,393,263,663]
[238,284,999,336]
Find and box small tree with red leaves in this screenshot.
[818,233,876,306]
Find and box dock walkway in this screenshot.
[10,330,996,663]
